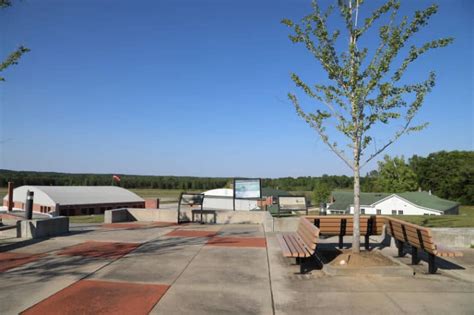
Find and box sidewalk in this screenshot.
[0,222,473,314]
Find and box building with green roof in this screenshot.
[327,191,459,216]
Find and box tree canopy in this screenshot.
[373,155,418,193]
[410,151,474,204]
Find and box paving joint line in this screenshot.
[264,227,276,315]
[149,224,225,311]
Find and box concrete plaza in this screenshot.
[0,222,473,314]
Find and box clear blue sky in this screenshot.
[0,0,472,178]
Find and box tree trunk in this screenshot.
[352,150,361,253]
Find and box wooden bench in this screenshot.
[386,217,463,273]
[306,215,382,250]
[276,217,320,274]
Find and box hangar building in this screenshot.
[2,186,145,216]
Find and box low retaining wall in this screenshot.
[431,228,474,248]
[271,217,300,232]
[19,217,69,239]
[104,208,274,229]
[179,209,272,226]
[104,208,177,223]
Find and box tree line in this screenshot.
[362,151,473,204]
[1,150,472,204]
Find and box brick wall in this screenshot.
[145,198,160,209]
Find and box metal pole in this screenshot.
[7,181,14,212]
[25,191,34,220]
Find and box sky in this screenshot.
[0,0,472,178]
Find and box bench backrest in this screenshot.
[306,215,377,235]
[385,217,436,254]
[296,217,320,251]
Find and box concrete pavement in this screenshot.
[0,222,472,314]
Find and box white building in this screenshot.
[327,191,459,216]
[2,186,145,216]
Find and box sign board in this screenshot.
[234,179,261,199]
[180,193,204,206]
[278,196,307,211]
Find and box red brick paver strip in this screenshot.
[21,279,169,315]
[57,241,141,259]
[165,230,217,238]
[0,252,44,272]
[206,237,267,248]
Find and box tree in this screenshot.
[312,181,331,205]
[282,0,452,253]
[0,1,29,82]
[375,155,418,192]
[409,151,474,204]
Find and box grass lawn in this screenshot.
[389,205,474,228]
[69,215,104,224]
[130,188,201,202]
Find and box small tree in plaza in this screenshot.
[282,0,452,253]
[0,1,29,82]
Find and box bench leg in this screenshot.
[411,247,420,265]
[300,257,310,274]
[364,234,370,250]
[339,235,343,249]
[396,240,406,257]
[428,254,438,274]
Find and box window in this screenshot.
[392,210,397,215]
[361,208,365,214]
[398,210,403,215]
[376,209,381,215]
[81,208,87,215]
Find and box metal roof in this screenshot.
[328,190,458,213]
[3,186,144,207]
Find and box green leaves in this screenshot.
[283,0,452,169]
[0,46,30,82]
[1,3,30,82]
[374,155,419,193]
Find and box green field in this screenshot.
[69,215,104,224]
[391,205,474,228]
[129,188,200,201]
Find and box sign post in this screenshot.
[233,178,262,211]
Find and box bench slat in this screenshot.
[283,233,308,258]
[277,218,320,261]
[281,234,300,257]
[297,225,317,250]
[276,234,293,257]
[285,234,306,257]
